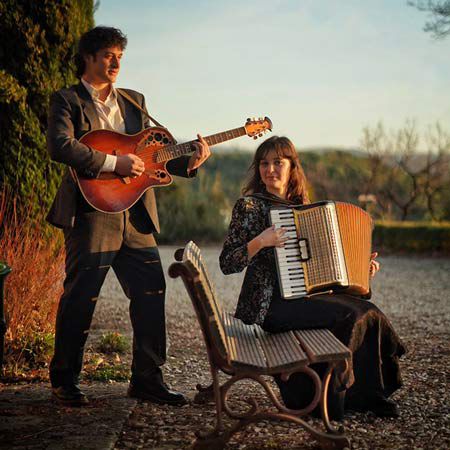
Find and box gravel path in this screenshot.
[89,247,450,449]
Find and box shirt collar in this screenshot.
[81,78,117,102]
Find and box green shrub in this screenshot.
[97,332,129,354]
[84,363,130,382]
[373,221,450,254]
[6,332,54,370]
[157,172,230,244]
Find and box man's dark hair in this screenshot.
[75,26,127,78]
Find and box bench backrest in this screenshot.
[170,241,230,366]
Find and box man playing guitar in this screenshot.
[47,26,210,407]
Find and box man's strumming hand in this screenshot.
[115,154,145,178]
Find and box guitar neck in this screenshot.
[156,126,247,163]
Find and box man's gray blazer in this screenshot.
[46,82,194,231]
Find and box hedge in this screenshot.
[373,221,450,255]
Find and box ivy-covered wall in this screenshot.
[0,0,95,214]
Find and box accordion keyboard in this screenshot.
[269,208,307,299]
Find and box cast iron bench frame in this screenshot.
[169,241,352,450]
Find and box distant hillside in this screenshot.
[198,148,372,205]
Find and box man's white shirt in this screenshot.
[81,78,125,172]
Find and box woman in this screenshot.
[219,136,406,419]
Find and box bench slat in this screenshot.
[223,313,267,368]
[294,329,351,363]
[255,327,309,369]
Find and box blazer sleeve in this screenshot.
[166,156,197,178]
[47,91,106,178]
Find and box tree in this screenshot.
[0,0,95,215]
[409,1,450,38]
[362,121,450,221]
[420,124,450,220]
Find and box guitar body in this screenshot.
[72,127,176,213]
[69,117,273,213]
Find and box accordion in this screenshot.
[269,201,373,300]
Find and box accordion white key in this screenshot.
[269,201,373,300]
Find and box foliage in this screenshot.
[0,189,65,376]
[200,150,253,201]
[410,1,450,38]
[7,333,55,370]
[97,331,129,354]
[157,171,231,244]
[373,220,450,254]
[0,0,95,215]
[361,121,450,221]
[84,351,131,381]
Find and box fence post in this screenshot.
[0,262,12,371]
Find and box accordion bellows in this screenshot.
[270,201,373,300]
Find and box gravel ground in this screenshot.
[89,246,450,449]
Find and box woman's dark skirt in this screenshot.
[262,292,406,418]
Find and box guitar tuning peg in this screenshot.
[253,136,258,140]
[246,118,250,122]
[259,133,262,137]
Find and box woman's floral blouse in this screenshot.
[219,196,282,325]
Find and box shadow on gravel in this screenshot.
[0,382,135,450]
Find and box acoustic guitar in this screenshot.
[70,117,272,213]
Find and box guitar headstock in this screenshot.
[244,116,273,140]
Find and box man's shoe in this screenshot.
[127,382,188,406]
[52,385,89,407]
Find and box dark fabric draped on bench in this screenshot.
[262,290,406,411]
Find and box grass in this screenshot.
[97,331,129,354]
[83,350,131,382]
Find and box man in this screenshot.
[47,26,210,407]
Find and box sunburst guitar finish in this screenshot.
[71,117,273,213]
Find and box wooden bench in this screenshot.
[168,241,352,450]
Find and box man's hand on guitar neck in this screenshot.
[115,154,145,178]
[188,134,211,173]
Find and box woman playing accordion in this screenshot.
[219,136,406,419]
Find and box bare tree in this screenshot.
[362,121,450,221]
[409,0,450,38]
[361,122,396,219]
[420,124,450,220]
[386,121,423,220]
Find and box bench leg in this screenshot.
[194,366,224,442]
[194,370,350,450]
[194,404,350,450]
[321,362,347,435]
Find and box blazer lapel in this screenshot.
[117,89,141,135]
[76,83,101,131]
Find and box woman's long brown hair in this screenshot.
[242,136,310,204]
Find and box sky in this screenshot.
[95,0,450,151]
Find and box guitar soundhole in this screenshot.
[153,170,167,179]
[145,131,171,147]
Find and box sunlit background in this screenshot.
[95,0,450,150]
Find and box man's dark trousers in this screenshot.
[50,199,166,387]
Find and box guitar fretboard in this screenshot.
[155,127,246,163]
